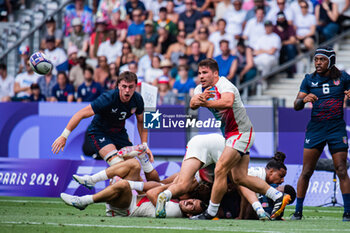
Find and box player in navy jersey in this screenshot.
[52,71,158,180]
[77,66,103,102]
[292,47,350,221]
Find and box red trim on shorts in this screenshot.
[243,127,253,153]
[231,133,243,147]
[136,196,150,206]
[223,109,239,139]
[90,134,101,151]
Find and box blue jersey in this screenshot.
[299,71,350,121]
[52,84,74,102]
[89,89,144,134]
[77,81,103,102]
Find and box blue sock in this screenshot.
[295,197,304,213]
[342,193,350,213]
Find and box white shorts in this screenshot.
[226,127,255,154]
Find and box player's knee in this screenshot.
[335,165,348,180]
[214,164,229,178]
[301,169,314,180]
[128,159,141,172]
[118,179,131,189]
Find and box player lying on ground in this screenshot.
[188,59,290,220]
[51,71,158,181]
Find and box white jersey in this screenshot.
[106,195,182,218]
[15,72,39,98]
[184,133,225,168]
[194,77,253,139]
[248,167,266,181]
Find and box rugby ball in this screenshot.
[29,52,53,75]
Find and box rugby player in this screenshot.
[51,71,158,181]
[292,47,350,221]
[187,58,290,220]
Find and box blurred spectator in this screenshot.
[244,0,270,23]
[197,11,216,35]
[209,19,235,57]
[232,39,257,84]
[44,35,69,75]
[28,83,46,102]
[174,0,186,13]
[116,42,133,68]
[156,7,178,36]
[145,0,167,21]
[69,50,87,90]
[51,72,74,102]
[67,17,89,52]
[157,59,173,85]
[274,11,298,78]
[97,28,123,64]
[97,0,126,23]
[336,0,350,30]
[138,42,160,77]
[155,26,176,54]
[166,0,180,24]
[94,56,110,86]
[224,0,246,39]
[242,7,266,49]
[293,0,316,51]
[41,17,63,50]
[215,0,234,20]
[170,55,195,80]
[89,17,109,59]
[178,0,202,37]
[188,40,206,77]
[157,75,176,105]
[127,8,146,43]
[132,35,147,59]
[13,59,39,101]
[166,30,187,65]
[144,56,163,84]
[126,61,143,80]
[290,0,314,20]
[173,65,196,104]
[125,0,146,19]
[196,26,214,58]
[142,20,158,46]
[315,0,339,42]
[18,45,30,74]
[68,45,79,70]
[105,63,118,90]
[107,7,128,42]
[0,63,14,102]
[64,0,94,36]
[266,0,293,25]
[214,40,238,81]
[0,0,11,22]
[77,66,103,102]
[37,70,57,99]
[253,20,281,76]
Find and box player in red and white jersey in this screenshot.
[188,59,290,220]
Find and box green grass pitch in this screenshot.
[0,196,348,233]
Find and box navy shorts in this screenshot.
[88,130,132,153]
[304,119,348,152]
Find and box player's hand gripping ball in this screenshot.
[29,52,53,75]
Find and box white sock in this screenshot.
[265,187,283,201]
[207,200,220,216]
[127,180,144,191]
[139,154,154,173]
[90,170,108,183]
[108,157,124,166]
[163,190,172,201]
[80,195,94,205]
[252,201,264,215]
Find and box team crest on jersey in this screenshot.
[343,136,348,144]
[334,79,340,86]
[311,82,318,87]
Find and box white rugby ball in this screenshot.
[29,52,53,75]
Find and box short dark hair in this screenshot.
[219,39,229,46]
[118,71,138,84]
[83,66,94,75]
[299,0,308,7]
[217,18,226,25]
[255,6,265,13]
[57,71,69,83]
[198,58,219,72]
[0,63,6,70]
[178,64,189,71]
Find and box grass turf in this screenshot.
[0,196,348,233]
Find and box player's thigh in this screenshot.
[231,154,249,181]
[177,158,203,184]
[331,151,349,175]
[301,148,322,173]
[108,180,133,209]
[216,146,241,174]
[106,158,141,178]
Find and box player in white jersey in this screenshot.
[188,59,290,220]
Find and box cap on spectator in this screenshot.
[46,35,55,43]
[144,20,153,26]
[160,59,172,68]
[277,11,285,19]
[68,46,78,56]
[96,17,107,24]
[30,83,40,90]
[158,75,169,84]
[45,16,55,23]
[201,11,211,18]
[77,50,87,58]
[19,45,29,55]
[264,20,273,26]
[72,17,82,26]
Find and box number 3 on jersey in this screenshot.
[322,83,330,94]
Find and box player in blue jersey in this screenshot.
[292,47,350,221]
[52,71,158,180]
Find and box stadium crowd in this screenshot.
[0,0,349,104]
